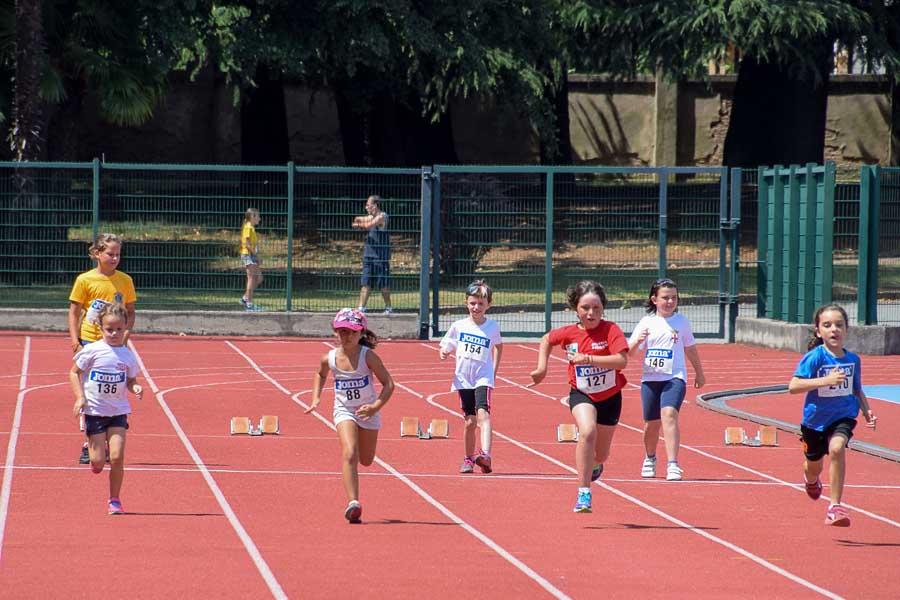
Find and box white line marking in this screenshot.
[129,341,288,600]
[0,336,29,564]
[227,340,571,600]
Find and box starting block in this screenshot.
[557,423,579,443]
[400,417,421,438]
[230,417,253,435]
[259,415,280,434]
[724,425,778,447]
[428,419,449,439]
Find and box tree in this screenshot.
[11,0,44,160]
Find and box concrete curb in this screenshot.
[735,316,900,355]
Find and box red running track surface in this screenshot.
[0,333,898,599]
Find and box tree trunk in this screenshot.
[12,0,46,161]
[539,69,572,165]
[724,42,832,167]
[334,85,368,166]
[240,64,290,165]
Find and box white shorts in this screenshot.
[333,403,382,430]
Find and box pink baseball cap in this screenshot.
[332,308,367,331]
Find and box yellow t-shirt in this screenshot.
[69,270,137,342]
[241,222,258,255]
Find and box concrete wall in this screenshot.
[735,316,900,355]
[1,309,421,340]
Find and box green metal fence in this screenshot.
[428,165,734,338]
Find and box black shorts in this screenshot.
[84,414,129,436]
[800,418,856,461]
[458,387,492,416]
[568,389,622,426]
[361,258,390,289]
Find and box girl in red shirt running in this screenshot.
[530,280,629,513]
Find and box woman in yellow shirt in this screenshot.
[240,207,264,311]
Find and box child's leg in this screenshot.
[641,382,662,457]
[88,432,107,474]
[463,415,477,457]
[336,421,361,501]
[380,287,391,308]
[476,408,491,455]
[245,265,261,301]
[106,427,127,498]
[827,433,850,504]
[660,407,680,463]
[804,455,824,484]
[357,427,379,467]
[572,403,598,487]
[593,424,617,467]
[643,420,661,457]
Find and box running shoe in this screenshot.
[591,463,604,482]
[240,297,251,309]
[357,306,367,314]
[459,457,475,474]
[824,504,850,527]
[344,500,362,524]
[666,462,683,481]
[245,303,263,312]
[79,445,90,465]
[805,477,823,500]
[475,453,493,474]
[641,455,657,478]
[107,498,124,515]
[383,307,393,315]
[573,489,592,513]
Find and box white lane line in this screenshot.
[227,340,571,600]
[0,336,30,564]
[129,341,288,600]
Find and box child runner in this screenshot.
[69,303,143,515]
[788,303,877,527]
[240,207,264,311]
[305,308,395,523]
[627,278,706,481]
[439,280,503,474]
[68,233,137,464]
[529,280,628,513]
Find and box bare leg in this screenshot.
[357,427,379,467]
[358,286,371,309]
[571,403,598,487]
[477,408,492,455]
[381,287,392,309]
[244,264,262,302]
[106,428,127,498]
[643,419,661,457]
[827,434,849,504]
[593,423,617,467]
[804,456,824,484]
[661,407,680,463]
[336,421,361,502]
[463,414,477,457]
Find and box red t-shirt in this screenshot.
[548,321,628,402]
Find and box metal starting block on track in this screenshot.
[557,423,579,443]
[724,425,777,446]
[231,416,280,436]
[400,417,450,439]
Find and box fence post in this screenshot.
[728,168,742,342]
[544,171,554,332]
[800,163,818,321]
[786,166,801,322]
[820,162,836,306]
[92,158,101,239]
[858,165,880,324]
[419,167,434,339]
[756,167,768,318]
[431,168,442,337]
[768,165,785,320]
[658,167,668,279]
[285,162,295,311]
[717,168,729,338]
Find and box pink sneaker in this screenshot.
[804,478,822,500]
[459,457,475,474]
[824,504,850,527]
[475,453,492,474]
[107,497,124,515]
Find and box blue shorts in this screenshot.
[361,258,390,289]
[640,379,686,421]
[84,414,129,436]
[241,254,259,267]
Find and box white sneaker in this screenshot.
[641,456,657,478]
[666,462,683,481]
[383,307,393,315]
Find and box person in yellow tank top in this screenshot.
[68,233,137,464]
[240,207,264,311]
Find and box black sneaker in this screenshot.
[79,445,90,465]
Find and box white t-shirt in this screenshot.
[628,313,696,382]
[440,317,502,390]
[75,341,139,417]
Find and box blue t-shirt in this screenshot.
[793,345,862,431]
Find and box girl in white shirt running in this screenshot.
[628,278,705,481]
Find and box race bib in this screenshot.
[85,299,109,325]
[88,369,126,400]
[644,348,674,375]
[817,364,854,398]
[574,365,615,394]
[458,332,490,362]
[335,376,372,404]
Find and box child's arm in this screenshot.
[126,377,144,400]
[568,350,628,370]
[68,302,83,353]
[857,389,877,428]
[304,355,330,414]
[124,302,136,346]
[685,344,706,388]
[627,327,649,356]
[438,326,456,360]
[357,351,394,418]
[493,343,503,377]
[788,367,845,394]
[528,333,553,386]
[70,365,86,417]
